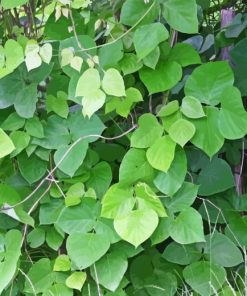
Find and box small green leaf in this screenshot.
[66,233,110,269]
[27,228,45,248]
[218,86,247,139]
[181,96,205,119]
[114,209,159,247]
[54,140,88,177]
[157,100,179,117]
[0,128,15,158]
[82,89,106,118]
[2,0,28,9]
[139,61,182,94]
[54,255,71,271]
[46,92,69,119]
[119,53,143,75]
[102,68,126,97]
[170,207,205,244]
[39,43,52,64]
[162,0,198,34]
[131,113,163,148]
[133,23,169,59]
[168,119,196,147]
[168,43,201,66]
[10,131,30,157]
[25,117,44,138]
[1,112,25,131]
[146,136,176,172]
[76,68,101,97]
[66,272,87,291]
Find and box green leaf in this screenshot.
[131,113,163,148]
[164,182,199,213]
[168,43,201,66]
[27,228,45,248]
[184,61,234,106]
[91,252,128,292]
[0,128,15,158]
[46,228,64,251]
[56,202,96,234]
[218,86,247,139]
[162,0,198,33]
[86,161,112,198]
[54,140,88,177]
[25,116,44,138]
[101,183,134,219]
[102,68,126,97]
[143,47,160,69]
[2,40,24,76]
[168,119,196,147]
[190,107,224,158]
[181,96,205,119]
[18,153,47,184]
[163,242,201,265]
[76,68,101,97]
[183,262,226,296]
[114,209,159,247]
[10,131,30,157]
[135,182,167,217]
[1,112,25,131]
[39,43,52,64]
[170,207,205,244]
[14,83,38,118]
[151,217,171,245]
[154,148,187,197]
[66,233,110,269]
[133,23,169,59]
[99,40,123,69]
[120,0,160,26]
[157,100,179,117]
[24,258,54,294]
[54,255,71,271]
[0,230,22,295]
[146,136,176,172]
[197,158,235,196]
[82,89,106,118]
[2,0,28,9]
[204,232,243,267]
[119,148,154,185]
[46,92,69,119]
[139,61,182,94]
[43,284,72,296]
[119,53,143,75]
[66,272,87,291]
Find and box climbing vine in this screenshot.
[0,0,247,295]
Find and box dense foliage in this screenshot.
[0,0,247,295]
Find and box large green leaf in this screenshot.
[146,136,176,172]
[154,148,187,196]
[2,0,28,9]
[101,183,135,219]
[114,209,159,247]
[168,43,201,67]
[190,107,224,158]
[183,262,226,296]
[18,153,47,184]
[119,148,154,185]
[162,242,201,265]
[218,86,247,139]
[82,89,106,118]
[197,158,235,196]
[131,113,163,148]
[168,119,196,147]
[56,202,96,234]
[120,0,160,26]
[133,23,169,59]
[0,230,22,295]
[162,0,198,33]
[139,61,182,94]
[184,61,234,106]
[170,207,205,244]
[66,233,110,269]
[164,182,199,213]
[54,140,88,177]
[203,232,243,267]
[91,252,128,292]
[24,258,54,294]
[0,128,15,158]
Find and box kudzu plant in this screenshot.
[0,0,247,295]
